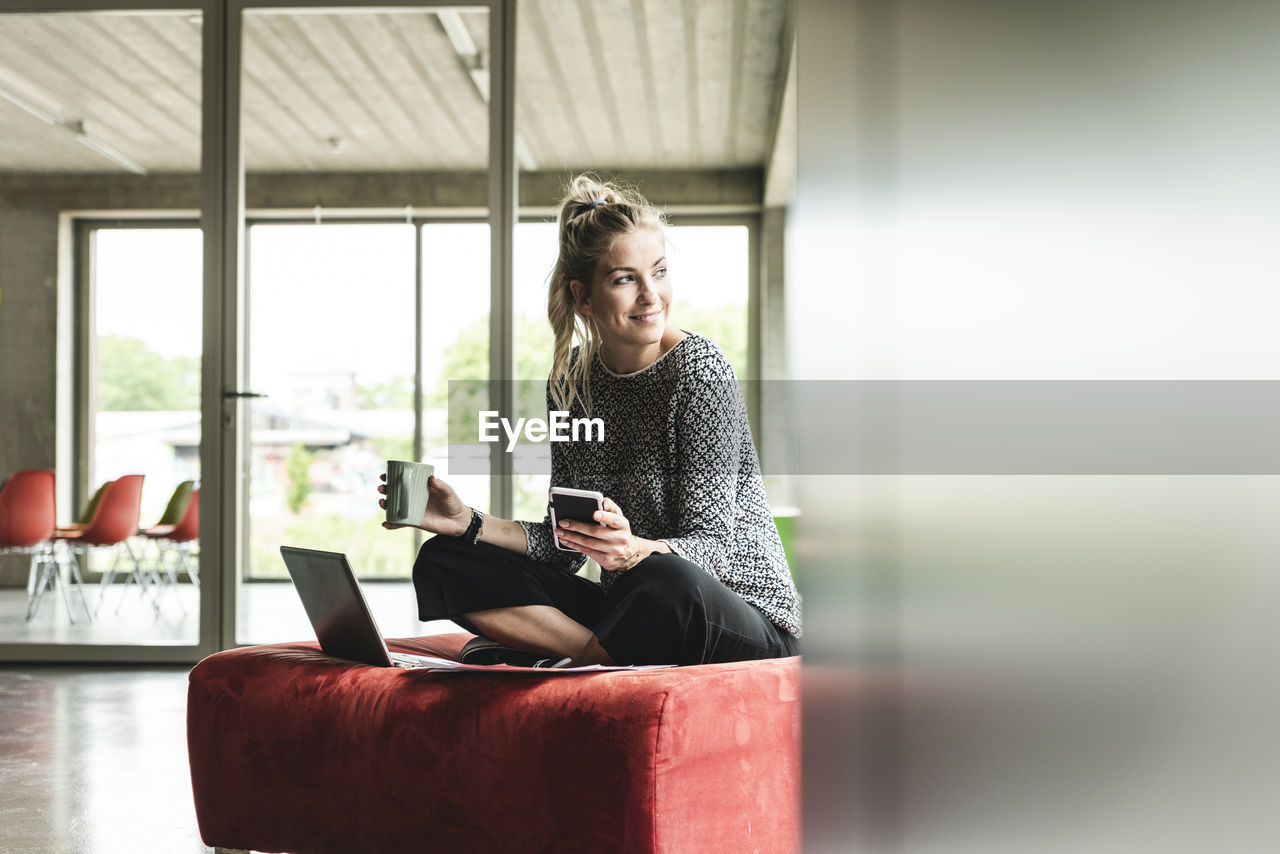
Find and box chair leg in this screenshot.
[157,543,187,617]
[112,547,143,615]
[125,538,163,615]
[24,550,56,622]
[58,550,79,626]
[96,549,120,617]
[184,546,200,586]
[65,550,93,622]
[26,550,41,597]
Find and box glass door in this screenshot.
[84,224,204,643]
[231,4,494,645]
[238,221,416,643]
[0,8,202,654]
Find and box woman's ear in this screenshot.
[570,279,592,315]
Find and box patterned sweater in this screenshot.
[518,333,802,637]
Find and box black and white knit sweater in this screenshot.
[518,333,802,637]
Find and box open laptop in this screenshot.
[280,545,672,674]
[279,545,445,669]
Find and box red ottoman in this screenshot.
[187,633,800,854]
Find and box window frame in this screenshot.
[72,216,203,544]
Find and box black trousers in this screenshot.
[412,534,799,666]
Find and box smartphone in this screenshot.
[549,487,604,551]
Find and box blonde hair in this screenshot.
[547,174,666,414]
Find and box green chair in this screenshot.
[127,481,197,616]
[147,480,195,533]
[66,481,111,530]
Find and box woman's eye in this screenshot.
[654,267,668,278]
[614,275,634,285]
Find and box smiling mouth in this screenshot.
[630,309,663,321]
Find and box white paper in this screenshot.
[390,653,673,674]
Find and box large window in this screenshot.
[5,0,790,663]
[244,223,417,580]
[69,224,203,644]
[80,219,751,583]
[419,223,492,522]
[90,227,203,526]
[0,5,203,653]
[240,220,495,582]
[76,218,753,646]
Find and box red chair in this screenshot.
[0,470,58,619]
[52,474,145,622]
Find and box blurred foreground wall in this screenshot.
[793,1,1280,851]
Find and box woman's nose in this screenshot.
[637,276,657,301]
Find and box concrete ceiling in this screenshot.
[0,2,792,177]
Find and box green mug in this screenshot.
[385,460,435,525]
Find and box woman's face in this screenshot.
[573,227,672,362]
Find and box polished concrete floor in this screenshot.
[0,665,212,853]
[0,582,460,853]
[0,581,452,647]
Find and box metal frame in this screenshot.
[488,0,518,519]
[72,217,202,579]
[219,0,499,653]
[0,1,188,10]
[206,0,238,657]
[72,220,94,525]
[0,0,212,662]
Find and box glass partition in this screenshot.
[419,221,491,514]
[0,10,202,648]
[0,0,774,658]
[242,221,415,583]
[235,6,490,645]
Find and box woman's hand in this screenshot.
[555,497,667,571]
[378,473,470,536]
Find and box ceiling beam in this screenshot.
[0,167,764,212]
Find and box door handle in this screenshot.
[222,391,267,399]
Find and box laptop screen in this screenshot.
[279,546,393,667]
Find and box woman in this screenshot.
[380,175,800,667]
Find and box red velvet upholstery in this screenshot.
[187,633,800,854]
